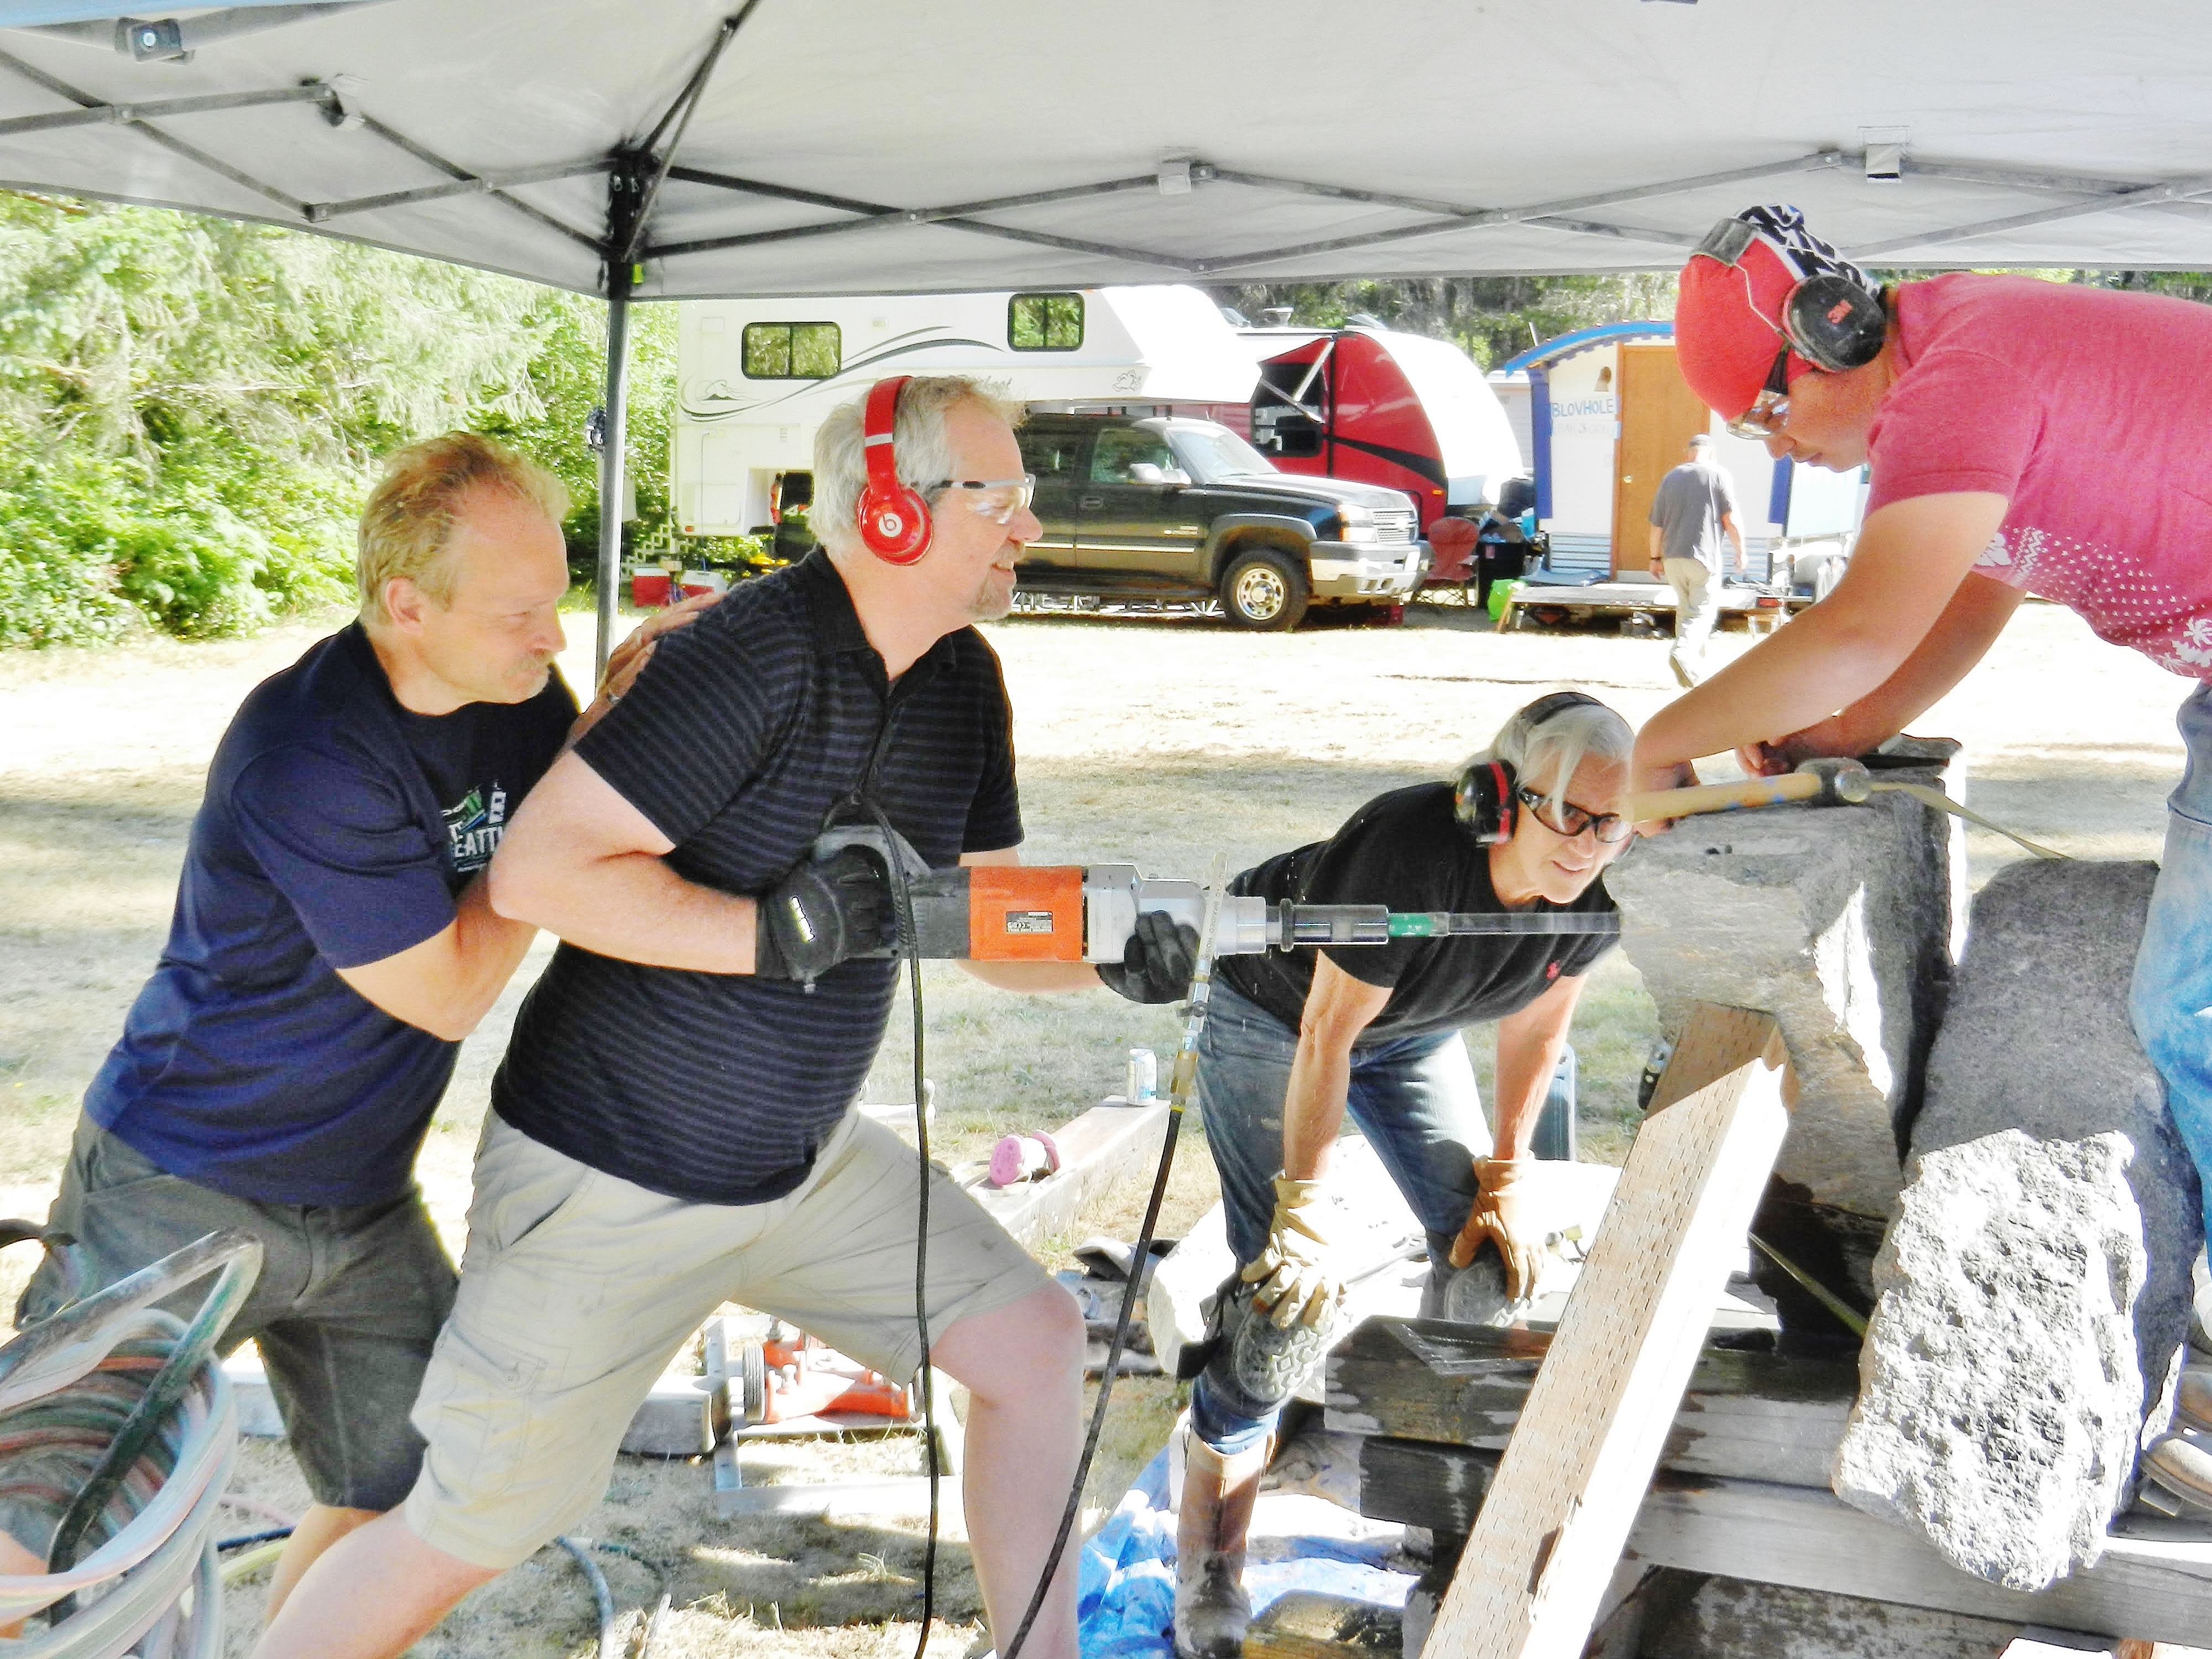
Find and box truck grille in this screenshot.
[1372,508,1417,542]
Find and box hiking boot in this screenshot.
[2143,1431,2212,1516]
[1173,1429,1266,1659]
[2177,1364,2212,1435]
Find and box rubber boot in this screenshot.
[1174,1429,1266,1659]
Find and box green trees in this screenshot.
[0,194,662,646]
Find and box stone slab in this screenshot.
[1910,859,2203,1426]
[1838,1130,2151,1589]
[1612,740,1966,1345]
[1610,740,1965,1225]
[1839,860,2207,1590]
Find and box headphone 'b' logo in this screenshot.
[875,508,906,538]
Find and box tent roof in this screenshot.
[1,1,2210,299]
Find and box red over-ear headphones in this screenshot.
[1454,691,1605,844]
[855,375,932,564]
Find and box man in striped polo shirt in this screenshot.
[256,377,1139,1659]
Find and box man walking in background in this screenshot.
[1646,432,1745,687]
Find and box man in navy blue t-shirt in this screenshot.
[6,434,672,1624]
[256,379,1161,1659]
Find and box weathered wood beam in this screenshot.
[1326,1317,1856,1489]
[1423,1004,1794,1659]
[1365,1443,2212,1650]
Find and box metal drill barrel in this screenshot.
[1271,905,1620,944]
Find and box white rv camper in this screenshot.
[670,285,1260,536]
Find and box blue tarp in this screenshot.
[1076,1446,1413,1658]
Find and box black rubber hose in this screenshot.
[556,1536,620,1659]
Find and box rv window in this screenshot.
[1009,292,1084,351]
[1018,426,1087,481]
[1254,413,1324,460]
[1090,427,1176,484]
[742,321,841,379]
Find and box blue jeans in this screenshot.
[1188,979,1493,1453]
[2131,682,2212,1249]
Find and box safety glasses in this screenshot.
[928,474,1036,525]
[1516,786,1633,844]
[1726,344,1792,440]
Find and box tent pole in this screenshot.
[593,260,633,687]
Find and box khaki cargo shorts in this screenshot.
[403,1108,1048,1568]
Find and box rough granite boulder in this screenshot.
[1834,859,2204,1590]
[1611,740,1965,1339]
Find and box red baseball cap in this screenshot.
[1676,206,1871,420]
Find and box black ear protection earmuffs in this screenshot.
[1695,208,1888,374]
[1454,691,1605,846]
[855,375,932,564]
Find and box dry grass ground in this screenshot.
[0,592,2192,1655]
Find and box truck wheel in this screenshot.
[1221,550,1309,631]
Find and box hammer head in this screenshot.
[1793,757,1872,805]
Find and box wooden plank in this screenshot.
[1325,1316,1854,1489]
[1424,1003,1792,1659]
[1630,1475,2212,1650]
[1361,1446,2212,1650]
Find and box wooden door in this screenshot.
[1611,344,1713,577]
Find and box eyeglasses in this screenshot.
[927,474,1036,525]
[1726,344,1792,440]
[1516,786,1632,844]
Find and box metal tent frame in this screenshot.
[2,0,2211,667]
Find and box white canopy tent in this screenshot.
[0,0,2207,659]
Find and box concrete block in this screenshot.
[965,1100,1171,1251]
[1644,1575,2022,1659]
[221,1349,284,1439]
[1838,860,2206,1591]
[620,1369,720,1457]
[1610,741,1965,1334]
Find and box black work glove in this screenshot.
[1097,909,1199,1004]
[753,846,897,980]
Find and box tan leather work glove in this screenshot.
[1449,1157,1557,1303]
[1240,1175,1345,1329]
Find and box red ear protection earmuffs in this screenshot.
[1454,691,1605,844]
[1694,209,1889,374]
[855,375,932,564]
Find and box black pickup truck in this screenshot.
[1011,413,1426,630]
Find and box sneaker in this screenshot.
[2143,1431,2212,1515]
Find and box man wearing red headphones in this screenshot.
[1635,203,2212,1512]
[256,377,1128,1659]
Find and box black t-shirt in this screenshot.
[88,623,575,1204]
[492,552,1024,1206]
[1216,782,1616,1041]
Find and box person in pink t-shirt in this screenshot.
[1635,204,2212,1514]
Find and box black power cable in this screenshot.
[858,798,940,1659]
[1002,867,1225,1659]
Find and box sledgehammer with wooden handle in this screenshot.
[1626,757,1871,825]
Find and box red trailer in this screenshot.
[1225,325,1527,537]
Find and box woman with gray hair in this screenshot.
[1168,691,1635,1659]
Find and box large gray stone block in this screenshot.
[1836,1129,2147,1589]
[1914,860,2201,1425]
[1611,742,1965,1334]
[1835,859,2205,1589]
